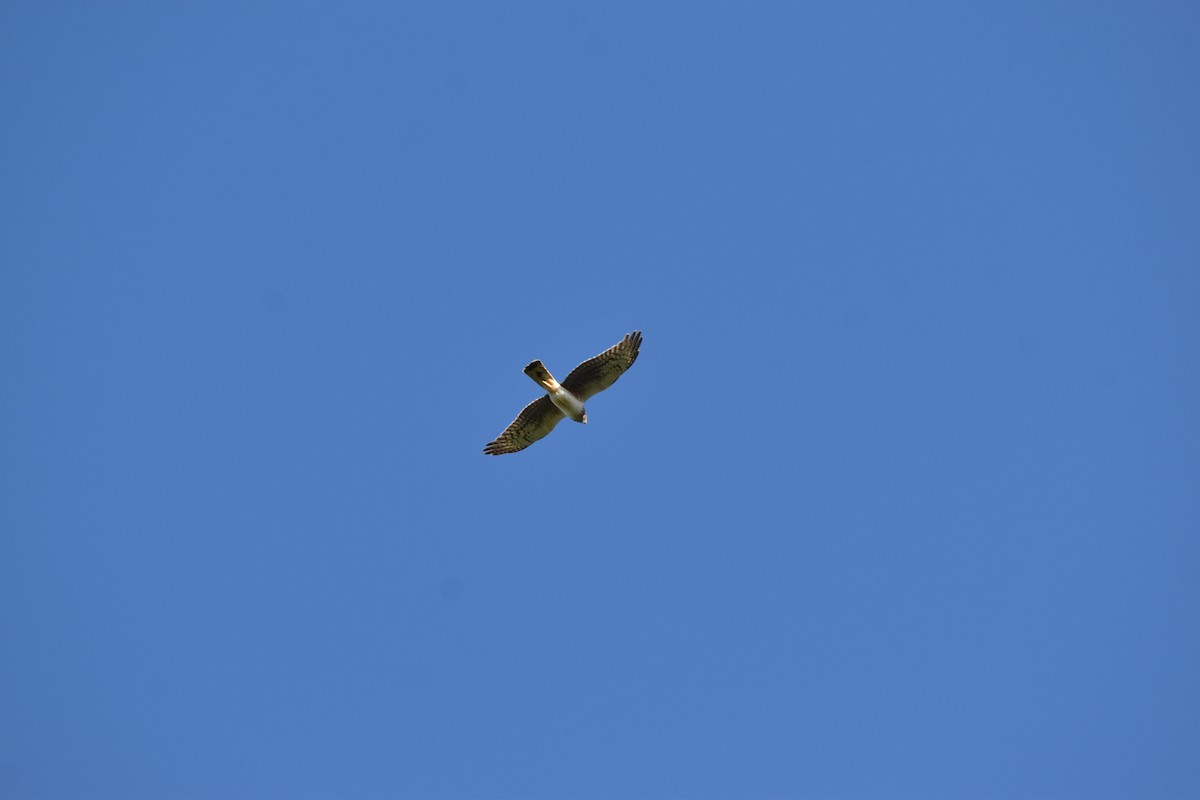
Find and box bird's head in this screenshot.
[580,411,588,424]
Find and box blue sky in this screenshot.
[2,2,1198,797]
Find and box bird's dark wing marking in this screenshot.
[483,395,566,455]
[561,331,642,402]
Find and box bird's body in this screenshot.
[484,331,642,455]
[524,359,587,422]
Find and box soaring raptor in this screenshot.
[484,331,642,455]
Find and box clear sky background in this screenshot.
[2,2,1198,798]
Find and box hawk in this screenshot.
[484,331,643,455]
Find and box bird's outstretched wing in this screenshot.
[561,331,642,402]
[483,395,566,455]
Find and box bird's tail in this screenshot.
[524,360,561,392]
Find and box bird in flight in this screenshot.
[484,331,643,455]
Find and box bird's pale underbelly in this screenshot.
[549,388,586,422]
